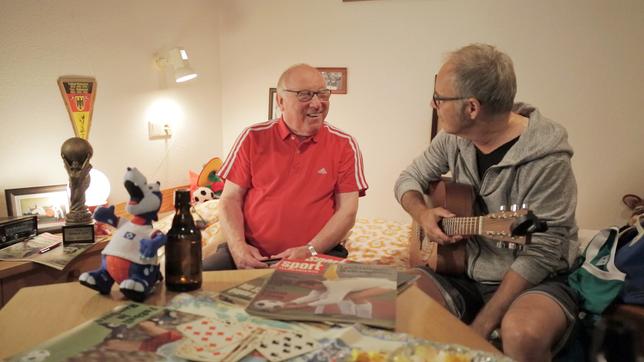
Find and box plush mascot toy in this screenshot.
[79,167,166,302]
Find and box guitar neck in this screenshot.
[427,180,535,245]
[442,216,481,236]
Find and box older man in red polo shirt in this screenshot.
[204,64,368,270]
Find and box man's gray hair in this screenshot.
[447,43,516,114]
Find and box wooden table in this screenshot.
[0,240,106,307]
[0,269,500,359]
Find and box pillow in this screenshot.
[345,218,412,268]
[154,199,223,257]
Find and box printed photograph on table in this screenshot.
[5,303,201,362]
[268,87,282,120]
[317,67,347,94]
[4,184,69,233]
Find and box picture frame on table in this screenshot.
[268,87,282,120]
[4,184,69,233]
[317,67,348,94]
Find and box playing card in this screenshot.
[257,330,320,361]
[177,317,249,349]
[175,338,237,362]
[222,328,265,362]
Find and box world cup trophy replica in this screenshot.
[61,137,95,244]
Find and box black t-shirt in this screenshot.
[476,136,520,179]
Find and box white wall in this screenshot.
[217,0,644,229]
[2,0,642,230]
[0,0,222,212]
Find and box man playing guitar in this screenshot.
[395,44,579,361]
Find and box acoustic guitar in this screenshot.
[409,180,547,275]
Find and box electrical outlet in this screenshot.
[148,122,172,140]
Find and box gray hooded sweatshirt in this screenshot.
[395,103,578,285]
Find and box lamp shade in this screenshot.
[174,65,198,83]
[156,47,198,83]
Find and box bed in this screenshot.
[145,198,420,269]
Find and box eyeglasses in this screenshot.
[281,89,331,102]
[432,93,467,108]
[432,74,467,108]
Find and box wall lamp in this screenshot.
[155,47,198,83]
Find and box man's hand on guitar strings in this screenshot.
[419,207,463,244]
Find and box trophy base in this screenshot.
[65,211,93,225]
[63,223,95,245]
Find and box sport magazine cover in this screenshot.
[246,259,398,329]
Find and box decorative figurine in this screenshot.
[61,137,93,224]
[79,167,166,302]
[188,157,225,203]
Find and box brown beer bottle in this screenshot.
[165,189,202,291]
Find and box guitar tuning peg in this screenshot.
[508,243,517,250]
[521,203,528,210]
[499,205,506,211]
[496,241,507,248]
[510,204,518,212]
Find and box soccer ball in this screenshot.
[253,299,285,312]
[193,186,216,204]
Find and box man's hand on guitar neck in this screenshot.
[401,190,463,244]
[418,207,464,244]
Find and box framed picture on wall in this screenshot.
[317,67,347,94]
[5,184,69,233]
[268,87,282,120]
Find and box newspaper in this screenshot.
[217,273,271,307]
[0,232,100,270]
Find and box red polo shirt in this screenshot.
[218,118,368,256]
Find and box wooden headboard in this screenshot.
[113,185,190,219]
